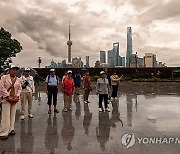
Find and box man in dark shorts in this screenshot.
[45,69,60,114]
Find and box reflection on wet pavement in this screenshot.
[0,83,180,154]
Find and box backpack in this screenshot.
[75,73,81,83]
[47,75,59,84]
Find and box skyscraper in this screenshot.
[67,22,72,64]
[72,57,81,68]
[108,49,116,67]
[126,27,133,67]
[100,51,106,63]
[144,53,156,67]
[85,56,90,68]
[113,42,120,66]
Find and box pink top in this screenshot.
[0,74,22,103]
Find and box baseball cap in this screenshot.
[100,71,105,75]
[24,67,31,72]
[50,68,56,72]
[67,70,72,74]
[9,65,19,70]
[4,68,9,72]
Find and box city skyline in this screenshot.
[0,0,180,67]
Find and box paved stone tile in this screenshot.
[0,83,180,154]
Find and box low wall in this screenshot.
[33,67,180,80]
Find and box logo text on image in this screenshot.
[121,133,180,149]
[121,133,136,149]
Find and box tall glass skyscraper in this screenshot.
[126,27,133,67]
[108,49,116,67]
[113,42,119,66]
[100,51,106,63]
[86,56,90,68]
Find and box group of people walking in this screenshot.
[0,66,123,140]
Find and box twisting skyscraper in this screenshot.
[126,27,133,67]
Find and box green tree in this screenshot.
[0,27,22,66]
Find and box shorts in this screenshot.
[75,83,81,88]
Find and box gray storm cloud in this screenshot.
[0,0,179,67]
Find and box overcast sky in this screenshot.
[0,0,180,67]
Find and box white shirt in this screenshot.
[45,75,59,86]
[96,78,110,94]
[21,75,35,93]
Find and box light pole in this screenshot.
[38,57,41,68]
[135,52,138,73]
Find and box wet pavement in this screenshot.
[0,82,180,154]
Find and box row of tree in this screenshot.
[0,27,22,67]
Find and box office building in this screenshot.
[85,56,90,68]
[72,57,82,68]
[144,53,156,67]
[108,49,116,67]
[94,60,100,68]
[126,27,133,67]
[100,51,106,63]
[113,42,120,66]
[61,60,67,68]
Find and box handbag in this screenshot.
[7,77,19,105]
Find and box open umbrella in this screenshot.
[81,68,87,71]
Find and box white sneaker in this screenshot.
[105,107,111,112]
[98,108,102,112]
[28,114,33,118]
[63,108,68,112]
[110,97,115,101]
[115,97,119,100]
[69,108,72,111]
[20,115,25,120]
[84,101,88,104]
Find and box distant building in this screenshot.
[67,22,72,64]
[85,56,90,68]
[58,63,61,68]
[80,61,84,68]
[72,57,82,68]
[99,63,109,68]
[113,42,120,66]
[126,27,133,67]
[61,60,67,68]
[94,60,100,68]
[157,62,166,67]
[108,49,116,67]
[130,61,140,68]
[144,53,156,67]
[137,58,144,67]
[100,51,106,63]
[45,59,58,68]
[118,56,125,67]
[121,57,126,67]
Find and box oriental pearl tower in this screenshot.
[67,22,72,65]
